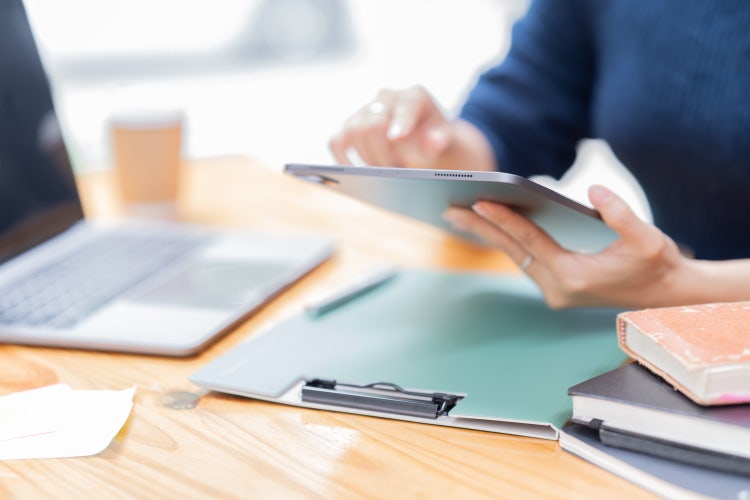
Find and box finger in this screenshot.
[442,207,529,265]
[329,90,397,165]
[387,86,436,142]
[330,110,369,165]
[375,88,397,107]
[348,128,380,165]
[588,185,662,252]
[358,111,402,167]
[419,126,451,158]
[471,201,563,262]
[334,109,389,166]
[395,126,450,167]
[329,130,354,165]
[351,113,387,165]
[361,91,402,165]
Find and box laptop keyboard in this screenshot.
[0,229,208,329]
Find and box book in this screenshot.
[567,363,750,463]
[560,423,750,500]
[617,301,750,405]
[596,424,750,476]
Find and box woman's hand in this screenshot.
[442,185,698,309]
[329,86,496,171]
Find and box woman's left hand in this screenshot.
[443,185,689,309]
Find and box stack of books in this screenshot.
[559,301,750,498]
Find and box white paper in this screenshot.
[0,384,135,460]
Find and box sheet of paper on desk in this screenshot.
[0,384,135,460]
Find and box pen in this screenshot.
[306,266,397,317]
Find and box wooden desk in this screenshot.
[0,157,652,499]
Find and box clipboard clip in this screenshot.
[301,379,460,419]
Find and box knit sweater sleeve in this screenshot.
[459,0,594,178]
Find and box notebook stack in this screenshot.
[560,301,750,498]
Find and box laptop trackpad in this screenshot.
[131,260,290,309]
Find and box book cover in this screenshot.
[597,424,750,476]
[568,362,750,461]
[617,301,750,405]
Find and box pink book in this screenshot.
[617,302,750,406]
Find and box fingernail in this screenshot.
[588,185,612,205]
[472,203,489,218]
[442,211,467,231]
[387,122,403,139]
[427,128,449,154]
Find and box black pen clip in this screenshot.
[301,379,460,419]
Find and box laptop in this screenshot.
[0,0,334,356]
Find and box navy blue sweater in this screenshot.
[460,0,750,260]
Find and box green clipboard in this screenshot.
[190,269,626,440]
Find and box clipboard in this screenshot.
[284,164,618,253]
[190,269,627,440]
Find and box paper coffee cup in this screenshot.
[110,109,184,219]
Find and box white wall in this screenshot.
[24,0,650,220]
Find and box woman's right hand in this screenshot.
[329,85,496,171]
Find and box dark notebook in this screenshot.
[568,362,750,474]
[560,423,750,499]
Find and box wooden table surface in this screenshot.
[0,156,653,499]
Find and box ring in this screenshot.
[520,255,534,272]
[368,101,386,114]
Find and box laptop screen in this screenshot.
[0,0,84,265]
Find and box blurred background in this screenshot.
[24,0,650,219]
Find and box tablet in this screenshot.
[284,164,618,253]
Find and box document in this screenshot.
[0,384,135,460]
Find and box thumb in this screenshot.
[588,185,655,248]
